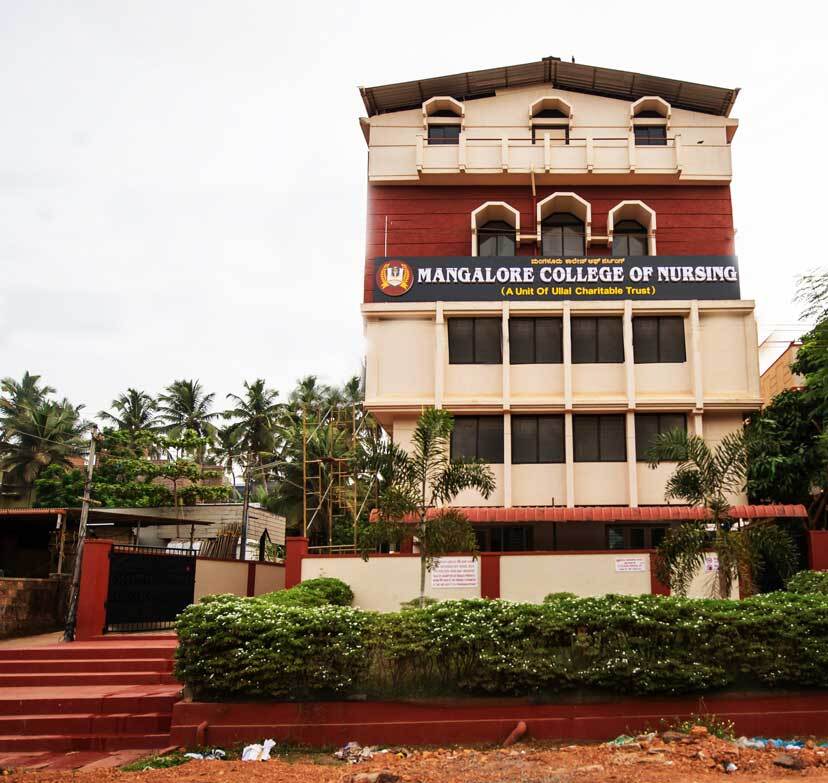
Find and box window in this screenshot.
[512,415,565,464]
[607,525,667,550]
[611,220,648,257]
[509,317,563,364]
[451,416,504,463]
[573,415,626,462]
[571,317,624,363]
[448,318,502,364]
[634,125,667,146]
[478,221,516,257]
[635,413,687,461]
[475,525,534,552]
[541,212,585,256]
[427,124,460,145]
[633,316,686,363]
[532,122,569,144]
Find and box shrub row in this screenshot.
[787,570,828,595]
[175,590,828,701]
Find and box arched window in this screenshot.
[423,96,463,146]
[631,97,670,147]
[542,213,585,256]
[612,220,648,257]
[529,97,572,145]
[478,221,516,257]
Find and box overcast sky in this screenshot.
[1,0,825,418]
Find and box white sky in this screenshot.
[1,0,826,418]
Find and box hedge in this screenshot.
[175,592,828,701]
[256,577,354,608]
[787,570,828,595]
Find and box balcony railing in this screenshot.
[369,132,732,182]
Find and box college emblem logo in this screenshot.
[377,260,413,296]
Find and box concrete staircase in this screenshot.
[0,635,180,753]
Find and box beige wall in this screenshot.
[637,462,677,505]
[367,85,733,183]
[760,343,803,406]
[498,552,653,602]
[453,464,505,506]
[366,318,434,400]
[511,364,564,401]
[253,564,285,596]
[700,312,755,400]
[512,464,566,506]
[444,364,501,400]
[300,556,481,612]
[194,559,248,602]
[572,364,626,399]
[573,462,628,505]
[686,562,740,600]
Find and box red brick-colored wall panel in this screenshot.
[366,184,735,275]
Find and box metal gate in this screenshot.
[105,545,196,632]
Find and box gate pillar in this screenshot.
[76,539,113,641]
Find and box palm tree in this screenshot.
[212,424,245,491]
[0,400,87,499]
[224,380,281,484]
[0,372,56,436]
[648,428,797,597]
[287,375,333,414]
[370,407,496,607]
[158,380,219,461]
[99,389,160,433]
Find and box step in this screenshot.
[0,645,177,662]
[0,658,173,674]
[0,712,171,735]
[0,687,181,716]
[0,733,171,752]
[0,672,179,688]
[87,634,178,642]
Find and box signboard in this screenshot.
[430,556,480,589]
[615,556,648,573]
[372,256,740,302]
[704,553,720,572]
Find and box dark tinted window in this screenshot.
[484,525,534,552]
[608,525,667,549]
[633,316,686,363]
[635,413,687,461]
[509,317,563,364]
[532,124,569,144]
[541,212,584,256]
[574,415,627,462]
[612,220,649,257]
[448,318,502,364]
[511,415,564,464]
[634,125,667,146]
[478,220,516,257]
[451,416,504,463]
[571,317,624,363]
[428,124,461,145]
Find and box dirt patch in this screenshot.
[9,731,828,783]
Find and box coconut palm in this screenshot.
[211,424,245,490]
[648,428,798,597]
[369,407,496,607]
[0,400,87,499]
[224,379,281,490]
[99,389,160,434]
[158,379,218,461]
[0,372,56,436]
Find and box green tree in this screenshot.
[648,428,797,597]
[211,424,245,492]
[224,379,281,491]
[364,408,495,608]
[158,379,219,461]
[746,389,828,525]
[0,372,56,434]
[791,268,828,418]
[34,429,232,509]
[99,389,161,435]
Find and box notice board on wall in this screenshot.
[614,556,648,573]
[430,556,480,589]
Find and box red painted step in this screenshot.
[0,644,177,661]
[0,713,171,735]
[0,672,178,687]
[0,658,173,674]
[0,687,181,717]
[0,733,171,752]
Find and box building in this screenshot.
[358,56,781,554]
[759,329,804,406]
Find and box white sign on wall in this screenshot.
[615,556,647,573]
[430,556,480,589]
[704,553,720,572]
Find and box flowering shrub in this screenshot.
[257,577,354,608]
[787,570,828,595]
[175,592,828,700]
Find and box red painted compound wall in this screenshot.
[364,184,734,302]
